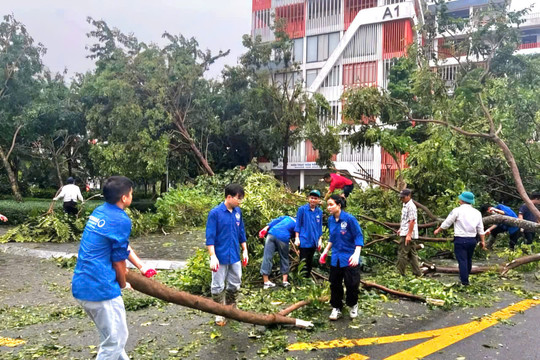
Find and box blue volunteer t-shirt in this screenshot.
[205,202,247,265]
[328,211,364,268]
[495,204,519,235]
[72,203,132,301]
[294,204,323,248]
[268,216,296,242]
[519,204,539,223]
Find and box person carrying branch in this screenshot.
[72,176,155,360]
[259,215,296,289]
[320,194,364,320]
[518,191,540,245]
[53,177,84,215]
[434,192,486,286]
[206,183,248,326]
[294,189,323,278]
[395,189,422,277]
[480,203,520,250]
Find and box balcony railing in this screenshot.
[519,42,540,50]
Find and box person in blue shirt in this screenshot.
[258,216,296,289]
[294,189,323,278]
[481,203,520,250]
[206,183,248,326]
[320,194,364,321]
[518,192,540,245]
[72,176,155,360]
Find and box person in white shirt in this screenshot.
[434,191,486,285]
[53,177,84,215]
[396,189,422,277]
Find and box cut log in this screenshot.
[360,280,426,302]
[422,253,540,276]
[483,215,540,233]
[126,271,313,328]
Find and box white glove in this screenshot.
[210,254,220,272]
[348,248,361,267]
[294,237,300,247]
[317,238,322,252]
[121,282,132,290]
[242,249,249,267]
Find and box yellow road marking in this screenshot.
[288,299,540,359]
[0,336,26,347]
[339,354,370,360]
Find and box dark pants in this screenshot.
[63,201,78,215]
[343,184,354,198]
[330,261,360,309]
[522,231,535,245]
[487,226,520,250]
[299,247,316,278]
[454,237,477,285]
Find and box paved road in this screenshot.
[287,298,540,360]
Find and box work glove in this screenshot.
[140,265,157,278]
[121,282,132,290]
[242,249,249,267]
[0,214,7,222]
[294,237,300,247]
[210,254,220,272]
[258,228,268,239]
[319,250,328,264]
[317,238,322,252]
[348,248,361,267]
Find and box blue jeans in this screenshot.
[454,236,477,285]
[260,234,290,275]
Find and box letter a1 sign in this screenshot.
[383,5,399,20]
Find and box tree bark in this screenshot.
[125,271,312,328]
[52,153,63,188]
[360,280,426,302]
[422,253,540,275]
[483,215,540,233]
[0,146,22,202]
[174,119,214,176]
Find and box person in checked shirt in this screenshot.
[396,189,422,277]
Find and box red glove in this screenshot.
[140,266,157,278]
[319,252,328,264]
[144,269,157,278]
[259,228,268,239]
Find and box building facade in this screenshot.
[251,0,539,190]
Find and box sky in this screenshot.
[0,0,537,81]
[0,0,252,80]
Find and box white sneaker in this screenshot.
[215,315,227,326]
[263,281,276,289]
[349,304,358,319]
[329,308,342,320]
[282,281,291,288]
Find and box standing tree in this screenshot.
[0,15,45,201]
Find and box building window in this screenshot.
[447,9,470,19]
[293,38,304,62]
[307,32,340,62]
[306,69,319,88]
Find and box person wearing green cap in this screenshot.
[434,191,486,285]
[294,189,323,278]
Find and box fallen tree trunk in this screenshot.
[422,253,540,276]
[126,271,313,328]
[483,215,540,233]
[278,296,329,316]
[360,280,426,302]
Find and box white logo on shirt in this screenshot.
[98,219,106,228]
[341,222,347,229]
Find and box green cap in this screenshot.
[309,189,321,198]
[458,191,475,204]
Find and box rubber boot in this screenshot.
[225,289,237,308]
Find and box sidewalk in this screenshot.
[0,242,187,270]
